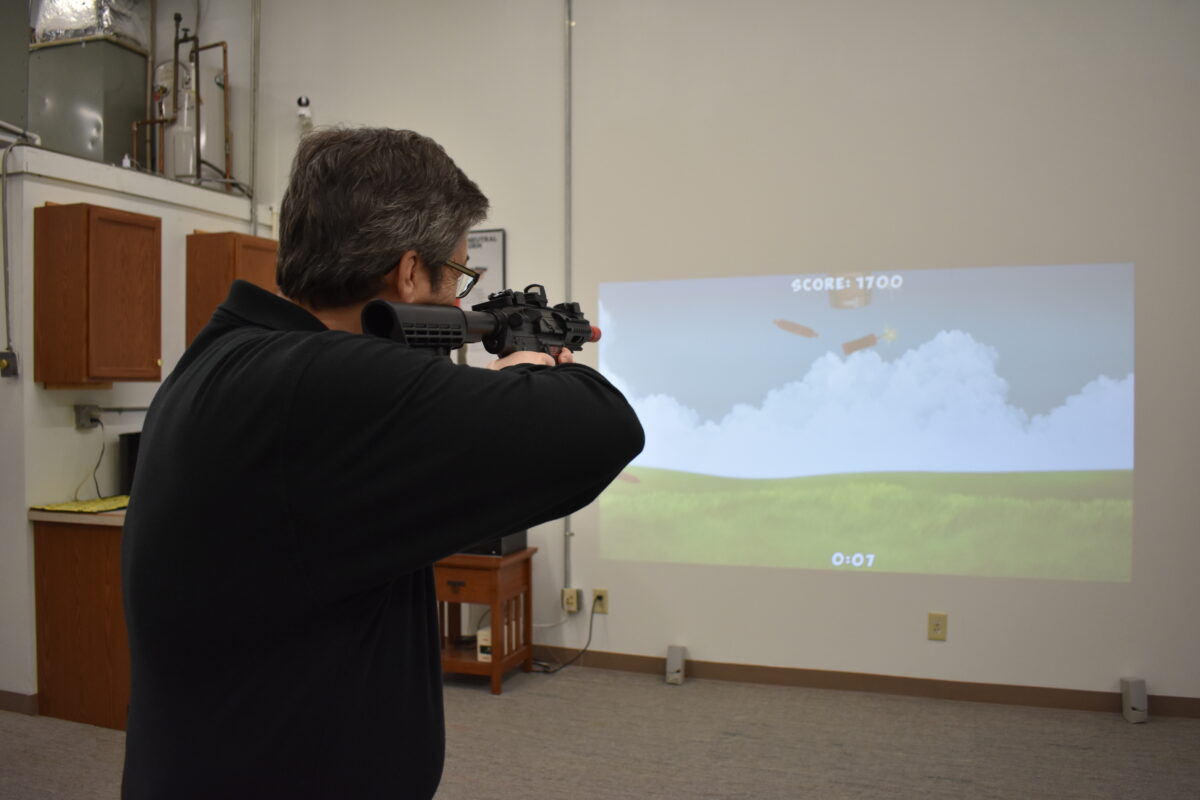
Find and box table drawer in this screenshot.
[435,566,495,604]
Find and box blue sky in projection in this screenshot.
[599,264,1134,478]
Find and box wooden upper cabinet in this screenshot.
[186,232,278,344]
[34,203,162,387]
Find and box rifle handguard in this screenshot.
[361,284,601,357]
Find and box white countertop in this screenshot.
[28,509,126,528]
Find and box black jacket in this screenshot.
[121,281,643,799]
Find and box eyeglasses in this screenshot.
[443,259,480,299]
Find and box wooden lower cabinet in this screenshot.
[32,519,130,730]
[30,516,537,728]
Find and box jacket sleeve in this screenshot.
[285,335,644,598]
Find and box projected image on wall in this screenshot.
[598,264,1134,581]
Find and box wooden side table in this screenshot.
[434,547,537,694]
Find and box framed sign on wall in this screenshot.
[463,228,506,368]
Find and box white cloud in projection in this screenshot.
[603,329,1133,479]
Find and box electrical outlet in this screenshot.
[561,587,582,614]
[0,351,17,378]
[593,589,609,614]
[928,612,948,641]
[74,404,101,429]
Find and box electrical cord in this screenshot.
[73,419,107,501]
[533,594,600,675]
[462,607,566,647]
[198,159,253,197]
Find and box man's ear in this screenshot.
[387,249,425,303]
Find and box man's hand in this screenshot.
[488,348,573,370]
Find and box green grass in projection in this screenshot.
[600,467,1132,581]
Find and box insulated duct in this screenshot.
[32,0,150,51]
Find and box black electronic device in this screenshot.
[461,530,527,557]
[119,432,141,495]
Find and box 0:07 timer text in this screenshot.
[831,552,875,567]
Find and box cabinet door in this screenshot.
[185,234,236,344]
[34,522,131,731]
[35,203,162,386]
[186,232,278,345]
[87,206,162,380]
[234,235,278,293]
[34,204,90,383]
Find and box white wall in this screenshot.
[256,0,568,283]
[562,0,1200,697]
[252,0,1199,698]
[0,193,31,694]
[3,0,1197,701]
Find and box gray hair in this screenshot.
[276,127,489,310]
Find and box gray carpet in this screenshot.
[2,667,1198,799]
[439,669,1200,799]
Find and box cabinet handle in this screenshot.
[446,580,466,593]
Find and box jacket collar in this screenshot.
[215,280,328,333]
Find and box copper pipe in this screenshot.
[132,117,175,172]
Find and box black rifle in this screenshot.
[361,284,601,357]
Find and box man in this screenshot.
[121,128,643,799]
